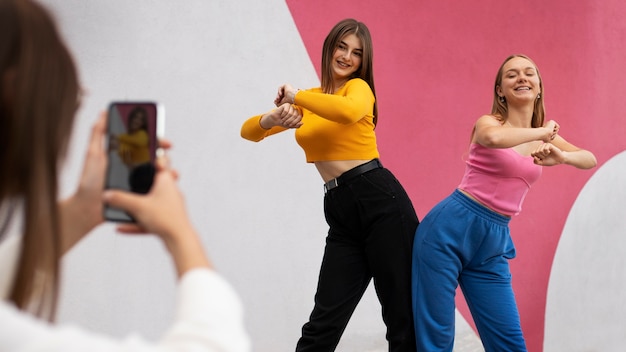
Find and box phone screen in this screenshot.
[104,102,164,222]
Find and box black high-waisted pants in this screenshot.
[295,166,419,352]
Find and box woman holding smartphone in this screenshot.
[241,18,419,351]
[0,0,249,350]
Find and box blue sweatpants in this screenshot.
[411,189,527,351]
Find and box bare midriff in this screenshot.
[315,159,374,182]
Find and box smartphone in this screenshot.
[104,101,165,222]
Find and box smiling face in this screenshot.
[331,33,363,87]
[128,108,148,132]
[497,56,542,104]
[491,54,546,127]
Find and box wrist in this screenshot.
[165,227,213,276]
[560,151,570,166]
[541,127,552,142]
[258,114,270,130]
[291,89,300,104]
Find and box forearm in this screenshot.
[163,227,212,277]
[295,90,372,124]
[59,195,100,254]
[562,149,597,169]
[240,114,286,142]
[478,126,550,148]
[292,79,374,124]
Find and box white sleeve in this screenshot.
[0,268,251,352]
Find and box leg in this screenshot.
[460,235,527,352]
[411,198,464,352]
[296,176,372,352]
[296,236,370,352]
[359,169,419,352]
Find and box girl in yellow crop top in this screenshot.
[241,19,419,351]
[113,106,151,168]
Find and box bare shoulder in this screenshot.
[475,114,503,128]
[476,114,502,124]
[471,115,505,144]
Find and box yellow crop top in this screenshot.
[116,130,151,166]
[240,78,379,163]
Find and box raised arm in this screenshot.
[473,115,557,148]
[59,114,107,254]
[102,155,211,276]
[278,79,374,125]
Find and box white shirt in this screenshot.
[0,202,251,352]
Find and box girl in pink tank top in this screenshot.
[411,54,597,352]
[458,142,542,216]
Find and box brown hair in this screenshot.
[320,18,378,125]
[127,106,148,132]
[0,0,80,320]
[491,54,545,128]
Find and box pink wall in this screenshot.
[286,1,626,350]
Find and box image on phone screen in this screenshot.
[104,102,162,222]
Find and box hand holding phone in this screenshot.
[104,102,164,222]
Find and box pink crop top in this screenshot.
[458,143,542,216]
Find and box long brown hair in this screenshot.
[491,54,545,128]
[320,18,378,125]
[0,0,80,320]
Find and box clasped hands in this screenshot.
[266,83,303,129]
[531,120,564,166]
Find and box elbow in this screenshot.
[580,151,598,169]
[241,135,263,143]
[240,130,263,142]
[336,110,366,125]
[333,101,370,124]
[337,117,357,125]
[479,133,504,148]
[585,154,598,169]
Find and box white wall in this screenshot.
[544,151,626,352]
[45,1,391,351]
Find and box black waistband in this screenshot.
[324,159,383,192]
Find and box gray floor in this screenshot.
[452,310,485,352]
[336,310,484,352]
